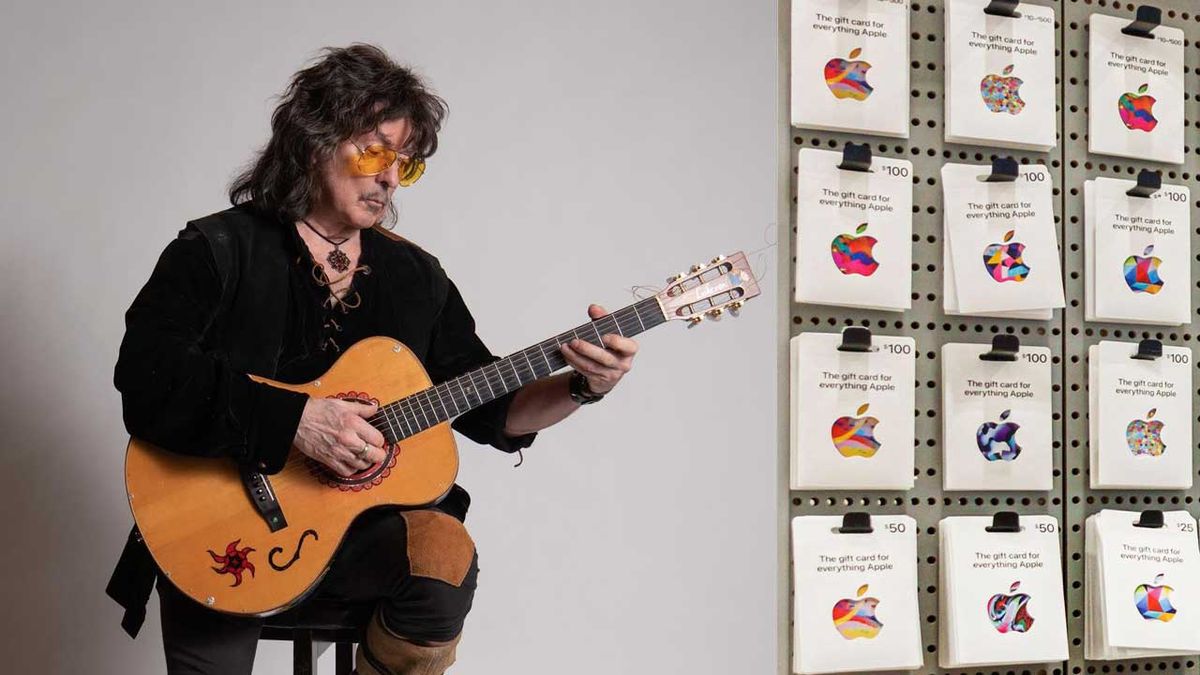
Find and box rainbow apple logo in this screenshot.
[1119,83,1158,132]
[824,48,873,101]
[1135,573,1177,621]
[830,403,881,458]
[982,230,1030,283]
[1123,244,1164,294]
[830,223,880,276]
[976,409,1021,461]
[988,581,1035,633]
[832,583,883,639]
[980,65,1025,115]
[1126,408,1165,457]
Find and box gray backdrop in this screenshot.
[0,1,779,673]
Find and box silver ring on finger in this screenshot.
[354,443,370,460]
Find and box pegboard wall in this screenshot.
[777,1,1200,674]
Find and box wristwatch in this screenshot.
[568,370,605,404]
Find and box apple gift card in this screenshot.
[938,515,1068,667]
[941,341,1053,491]
[792,515,922,673]
[1088,13,1185,164]
[1085,510,1200,659]
[790,0,910,138]
[1088,340,1193,489]
[794,148,914,311]
[944,0,1057,150]
[942,162,1065,317]
[1084,177,1191,326]
[790,330,916,490]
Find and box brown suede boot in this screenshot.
[356,609,461,675]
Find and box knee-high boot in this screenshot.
[356,609,460,675]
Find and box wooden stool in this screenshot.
[261,598,374,675]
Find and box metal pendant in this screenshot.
[326,248,351,273]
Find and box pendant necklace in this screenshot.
[300,219,352,272]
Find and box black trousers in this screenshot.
[158,508,479,675]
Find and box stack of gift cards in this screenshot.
[790,330,916,490]
[941,162,1064,319]
[794,148,913,311]
[1088,340,1193,489]
[938,515,1068,667]
[943,0,1057,150]
[1088,13,1185,164]
[1084,177,1191,325]
[792,515,922,673]
[1085,510,1200,659]
[940,341,1053,491]
[790,0,910,138]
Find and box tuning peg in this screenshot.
[727,303,741,317]
[690,263,704,273]
[706,308,723,321]
[686,316,703,328]
[710,255,725,264]
[667,273,684,283]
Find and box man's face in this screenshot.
[313,117,414,230]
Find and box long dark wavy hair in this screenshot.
[229,44,448,227]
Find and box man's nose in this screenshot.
[375,160,400,189]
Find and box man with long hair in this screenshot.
[107,44,638,674]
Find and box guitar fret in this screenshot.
[375,296,679,442]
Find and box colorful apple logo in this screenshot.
[980,64,1025,115]
[1135,573,1177,621]
[1127,408,1165,457]
[832,583,883,639]
[830,223,880,276]
[830,403,881,457]
[976,409,1021,461]
[982,230,1031,283]
[987,581,1035,633]
[1118,83,1158,132]
[1123,244,1165,294]
[824,48,873,101]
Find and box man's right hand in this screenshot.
[293,398,387,477]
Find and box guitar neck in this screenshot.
[374,296,668,442]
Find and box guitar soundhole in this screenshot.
[307,391,401,492]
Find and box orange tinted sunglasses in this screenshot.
[349,141,426,187]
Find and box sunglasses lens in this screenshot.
[354,145,397,175]
[397,158,426,187]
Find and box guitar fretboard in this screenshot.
[371,296,667,443]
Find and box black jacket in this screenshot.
[107,203,534,637]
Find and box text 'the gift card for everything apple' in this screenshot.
[941,342,1053,492]
[792,515,922,674]
[790,331,916,490]
[790,0,910,138]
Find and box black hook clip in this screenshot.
[1122,5,1162,39]
[985,511,1022,533]
[1134,510,1165,528]
[980,334,1020,362]
[1126,169,1162,198]
[837,512,874,534]
[981,156,1020,183]
[837,142,873,173]
[984,0,1021,18]
[1131,338,1163,361]
[837,326,874,353]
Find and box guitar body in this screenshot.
[124,336,459,616]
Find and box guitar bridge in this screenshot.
[240,469,289,532]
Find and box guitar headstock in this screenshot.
[655,251,761,326]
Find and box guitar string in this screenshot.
[266,307,660,480]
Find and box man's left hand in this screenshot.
[560,304,639,395]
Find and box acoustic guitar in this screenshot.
[125,252,760,615]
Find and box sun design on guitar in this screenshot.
[208,539,256,587]
[307,391,400,492]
